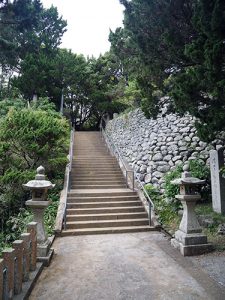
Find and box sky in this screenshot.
[42,0,124,58]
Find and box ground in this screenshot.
[30,232,225,300]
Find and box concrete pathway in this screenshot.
[30,232,225,300]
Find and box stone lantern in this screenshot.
[23,166,55,264]
[171,171,212,256]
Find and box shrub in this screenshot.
[0,106,69,234]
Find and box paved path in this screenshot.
[30,232,225,300]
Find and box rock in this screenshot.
[175,160,183,165]
[198,215,215,228]
[180,127,190,133]
[152,153,163,161]
[152,177,158,184]
[157,165,170,173]
[184,136,191,142]
[183,164,189,171]
[139,165,147,174]
[144,174,152,184]
[152,171,164,178]
[168,160,174,167]
[142,155,149,161]
[164,155,172,162]
[218,224,225,235]
[172,155,182,162]
[166,136,173,142]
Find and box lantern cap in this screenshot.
[171,171,205,186]
[23,166,55,190]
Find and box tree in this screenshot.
[170,0,225,142]
[0,0,67,72]
[113,0,225,142]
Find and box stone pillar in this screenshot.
[0,259,3,300]
[27,222,37,271]
[12,240,24,295]
[2,249,15,300]
[210,149,225,214]
[20,233,31,282]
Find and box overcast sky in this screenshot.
[42,0,124,58]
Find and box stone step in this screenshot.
[68,190,137,197]
[71,170,122,173]
[61,225,155,236]
[71,179,125,184]
[66,218,149,229]
[71,184,127,189]
[67,195,139,203]
[67,212,148,221]
[71,175,125,179]
[73,162,119,164]
[72,165,120,168]
[67,200,142,209]
[66,206,145,215]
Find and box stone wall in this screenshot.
[106,109,213,191]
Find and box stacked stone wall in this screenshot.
[106,109,214,190]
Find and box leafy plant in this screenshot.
[145,184,180,233]
[164,164,183,200]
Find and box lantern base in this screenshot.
[37,248,54,267]
[171,230,213,256]
[37,236,54,266]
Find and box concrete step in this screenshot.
[66,206,146,215]
[61,225,155,236]
[66,218,149,229]
[67,201,142,209]
[67,195,139,203]
[67,212,148,221]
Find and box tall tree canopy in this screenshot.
[0,0,67,72]
[111,0,225,142]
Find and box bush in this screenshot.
[0,105,69,235]
[145,184,180,232]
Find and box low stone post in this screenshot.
[12,240,24,294]
[210,148,225,214]
[20,233,31,282]
[27,222,37,271]
[23,166,55,265]
[171,172,212,256]
[0,259,3,300]
[2,249,15,300]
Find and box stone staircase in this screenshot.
[61,132,155,236]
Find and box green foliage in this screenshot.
[0,0,67,71]
[0,208,33,255]
[164,164,183,200]
[164,160,211,201]
[44,186,62,235]
[189,159,210,180]
[144,184,180,231]
[0,108,69,171]
[0,103,69,236]
[0,98,27,117]
[112,0,225,142]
